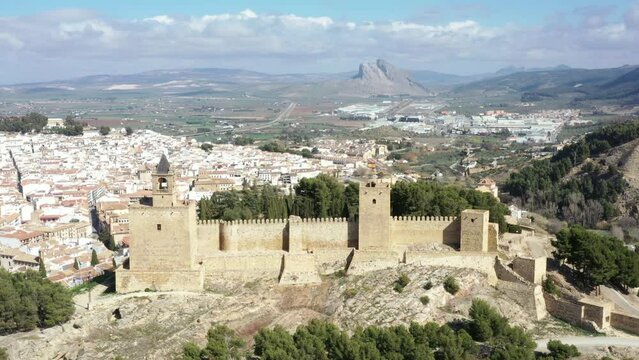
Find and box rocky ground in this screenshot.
[0,265,627,360]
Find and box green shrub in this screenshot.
[423,281,433,290]
[468,299,508,342]
[343,288,358,299]
[543,277,560,296]
[394,273,411,293]
[183,325,246,360]
[545,339,580,359]
[0,347,7,360]
[420,295,430,305]
[443,276,459,295]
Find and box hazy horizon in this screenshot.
[0,0,638,83]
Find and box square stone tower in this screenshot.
[358,181,391,250]
[460,209,489,252]
[116,154,202,292]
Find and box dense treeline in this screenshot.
[0,113,85,136]
[198,175,359,221]
[258,141,316,158]
[505,121,639,227]
[391,181,511,232]
[0,112,48,133]
[0,269,75,335]
[51,116,84,136]
[184,300,577,360]
[552,225,639,290]
[198,178,510,231]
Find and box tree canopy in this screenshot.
[552,225,639,289]
[0,269,74,335]
[391,181,511,232]
[198,175,359,221]
[99,126,111,136]
[184,301,562,360]
[505,121,639,227]
[0,112,48,133]
[198,178,510,231]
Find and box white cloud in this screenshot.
[0,33,23,49]
[0,6,638,83]
[143,15,175,25]
[58,20,119,43]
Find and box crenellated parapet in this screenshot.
[223,218,288,225]
[298,217,350,223]
[391,215,458,222]
[197,219,222,225]
[390,215,461,248]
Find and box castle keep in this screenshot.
[116,157,500,292]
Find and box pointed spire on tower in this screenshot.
[156,154,170,174]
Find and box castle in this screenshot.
[116,156,500,292]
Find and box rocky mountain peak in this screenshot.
[351,59,426,95]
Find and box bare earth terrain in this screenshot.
[0,264,602,360]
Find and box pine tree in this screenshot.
[38,257,47,278]
[90,249,99,266]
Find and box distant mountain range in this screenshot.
[451,65,639,103]
[2,60,638,102]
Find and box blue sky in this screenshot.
[0,1,638,83]
[0,0,631,25]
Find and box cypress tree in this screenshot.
[73,257,80,270]
[38,256,47,278]
[90,249,99,266]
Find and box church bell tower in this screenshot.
[152,154,177,207]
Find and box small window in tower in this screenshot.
[156,224,162,230]
[372,199,377,204]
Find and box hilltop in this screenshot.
[0,264,581,359]
[453,65,639,104]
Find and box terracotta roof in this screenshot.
[1,230,44,242]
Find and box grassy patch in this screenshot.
[394,273,411,293]
[343,288,358,299]
[70,271,115,296]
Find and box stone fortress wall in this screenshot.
[194,216,467,256]
[115,157,639,338]
[390,216,460,248]
[116,156,503,293]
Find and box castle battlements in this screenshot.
[116,164,499,293]
[197,219,221,225]
[391,215,458,222]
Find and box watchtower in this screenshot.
[117,154,202,292]
[460,209,489,252]
[358,180,391,250]
[152,154,177,207]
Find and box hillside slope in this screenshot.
[0,265,566,359]
[453,65,639,103]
